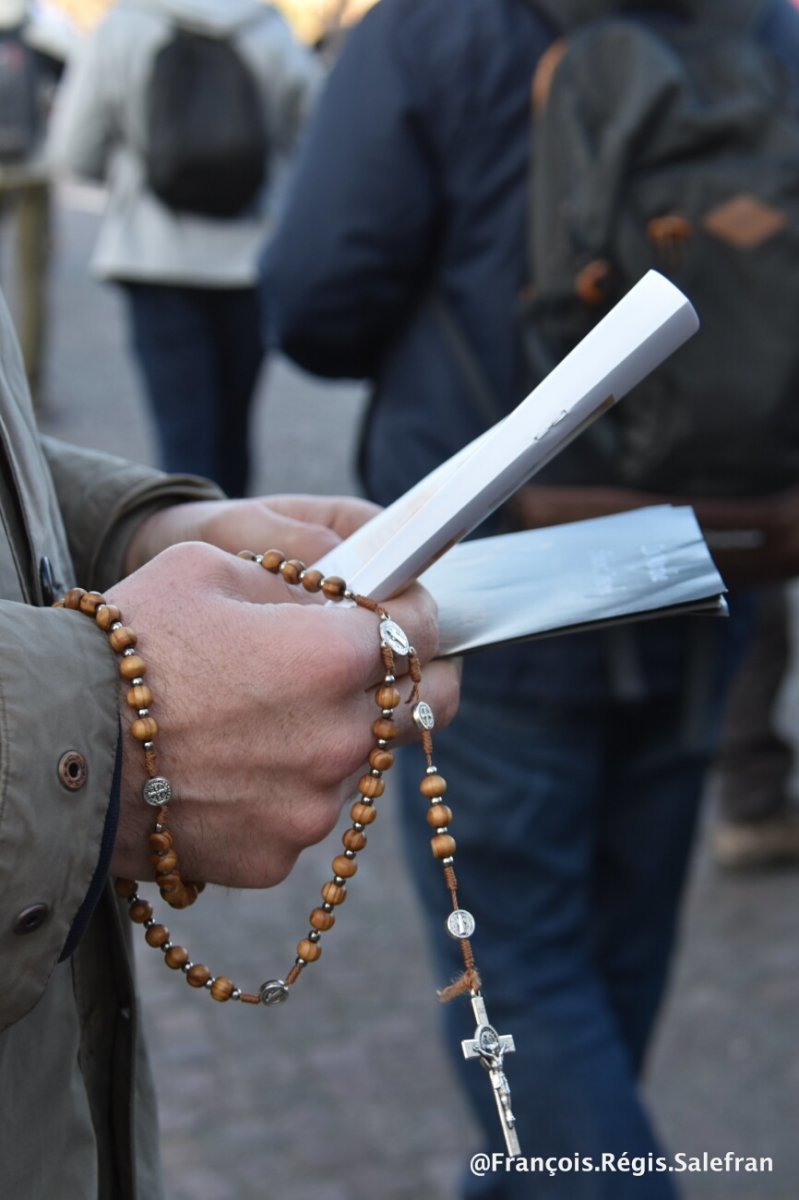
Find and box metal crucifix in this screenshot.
[461,993,521,1157]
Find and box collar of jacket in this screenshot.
[527,0,766,33]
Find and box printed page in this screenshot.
[316,270,699,598]
[421,506,727,657]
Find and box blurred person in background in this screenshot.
[711,585,799,868]
[0,0,72,408]
[47,0,321,497]
[262,0,799,1195]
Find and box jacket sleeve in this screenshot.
[46,18,118,181]
[41,436,223,591]
[261,2,440,379]
[0,444,222,1029]
[0,601,120,1029]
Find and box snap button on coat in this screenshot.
[58,751,88,790]
[12,904,50,935]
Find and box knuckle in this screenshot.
[314,619,374,694]
[325,725,372,785]
[424,660,461,731]
[156,539,227,579]
[389,586,440,663]
[282,791,342,853]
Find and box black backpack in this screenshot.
[0,27,40,163]
[145,21,269,219]
[520,3,799,498]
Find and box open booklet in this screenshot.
[422,505,726,657]
[314,271,725,652]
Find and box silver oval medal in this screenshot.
[379,618,410,656]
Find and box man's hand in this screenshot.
[108,542,459,890]
[124,493,380,575]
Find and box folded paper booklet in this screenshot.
[315,271,726,652]
[422,505,726,657]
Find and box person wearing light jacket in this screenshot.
[47,0,322,497]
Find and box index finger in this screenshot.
[264,494,381,541]
[359,582,441,668]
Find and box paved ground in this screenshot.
[6,185,798,1199]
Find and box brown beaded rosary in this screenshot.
[56,550,521,1156]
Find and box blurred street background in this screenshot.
[6,181,798,1200]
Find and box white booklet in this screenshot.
[316,270,699,598]
[314,271,723,653]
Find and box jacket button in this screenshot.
[58,751,88,791]
[12,903,50,935]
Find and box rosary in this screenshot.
[58,550,521,1158]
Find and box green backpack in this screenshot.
[520,5,799,498]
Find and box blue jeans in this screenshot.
[397,685,726,1199]
[122,282,265,497]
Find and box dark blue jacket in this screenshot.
[263,0,799,705]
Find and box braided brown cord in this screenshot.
[57,550,481,1011]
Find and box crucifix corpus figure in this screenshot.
[461,992,521,1156]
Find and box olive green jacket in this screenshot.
[0,292,221,1198]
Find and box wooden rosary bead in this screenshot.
[369,747,394,772]
[357,773,385,799]
[119,654,147,680]
[131,716,158,742]
[321,575,347,600]
[166,886,198,910]
[145,924,170,948]
[350,800,377,826]
[165,946,189,969]
[420,773,448,798]
[114,878,138,898]
[321,881,347,906]
[78,591,105,615]
[279,559,305,584]
[372,718,398,741]
[260,549,285,572]
[297,938,322,963]
[109,625,137,653]
[210,977,235,1002]
[342,828,367,852]
[127,683,154,710]
[129,899,153,924]
[300,569,324,593]
[309,907,336,932]
[431,834,457,860]
[153,850,178,874]
[426,803,453,829]
[331,854,358,879]
[95,603,122,630]
[157,873,182,894]
[63,587,86,609]
[186,964,211,988]
[375,685,401,709]
[148,831,172,854]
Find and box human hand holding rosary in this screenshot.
[57,516,520,1157]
